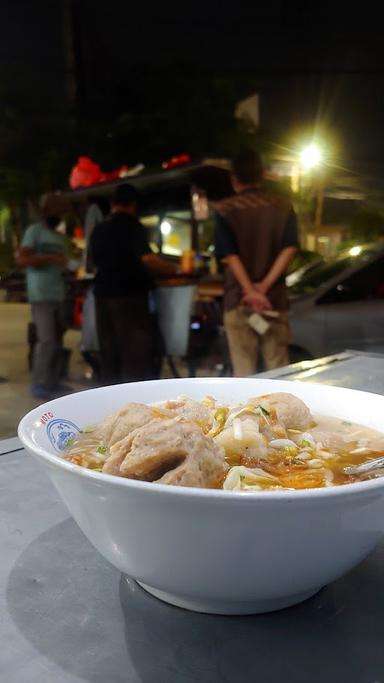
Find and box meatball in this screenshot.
[163,396,214,433]
[93,402,167,447]
[103,418,227,488]
[250,392,314,431]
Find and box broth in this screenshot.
[64,394,384,491]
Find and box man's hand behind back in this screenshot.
[242,289,271,313]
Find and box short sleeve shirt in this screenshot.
[90,212,154,298]
[213,189,299,310]
[21,222,66,303]
[215,207,299,259]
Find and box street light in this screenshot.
[299,143,322,171]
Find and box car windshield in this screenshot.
[290,245,384,296]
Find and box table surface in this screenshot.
[257,349,384,394]
[2,350,384,683]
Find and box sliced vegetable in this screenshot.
[307,458,323,468]
[227,405,259,423]
[232,418,243,440]
[269,439,297,450]
[297,450,311,460]
[299,437,315,449]
[256,405,270,423]
[259,401,270,415]
[224,465,278,491]
[208,407,229,438]
[291,457,308,465]
[82,425,97,433]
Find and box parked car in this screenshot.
[286,257,325,288]
[286,249,324,285]
[288,242,384,360]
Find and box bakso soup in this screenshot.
[64,393,384,490]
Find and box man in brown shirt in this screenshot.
[215,151,299,376]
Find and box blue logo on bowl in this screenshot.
[47,419,80,452]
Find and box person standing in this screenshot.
[17,193,69,399]
[215,150,299,376]
[80,196,110,379]
[83,195,110,275]
[90,183,175,384]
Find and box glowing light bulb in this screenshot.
[299,143,322,170]
[160,220,172,236]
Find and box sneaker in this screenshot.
[31,384,53,400]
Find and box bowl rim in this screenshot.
[17,376,384,502]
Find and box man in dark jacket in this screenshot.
[215,151,299,376]
[90,184,174,384]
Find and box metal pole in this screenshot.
[190,185,199,252]
[314,180,324,251]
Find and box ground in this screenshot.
[0,302,223,438]
[0,303,90,438]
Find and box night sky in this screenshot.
[2,1,384,168]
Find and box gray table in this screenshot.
[2,351,384,682]
[257,349,384,394]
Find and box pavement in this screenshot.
[0,303,94,438]
[0,302,224,439]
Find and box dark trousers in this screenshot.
[95,295,157,384]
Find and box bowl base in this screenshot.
[135,581,321,615]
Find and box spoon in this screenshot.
[344,456,384,476]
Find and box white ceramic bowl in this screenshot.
[18,377,384,615]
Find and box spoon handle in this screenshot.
[344,456,384,475]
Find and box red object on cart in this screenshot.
[73,296,84,329]
[162,154,191,170]
[69,157,103,189]
[73,226,84,240]
[69,157,132,189]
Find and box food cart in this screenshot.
[66,158,231,259]
[65,160,230,375]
